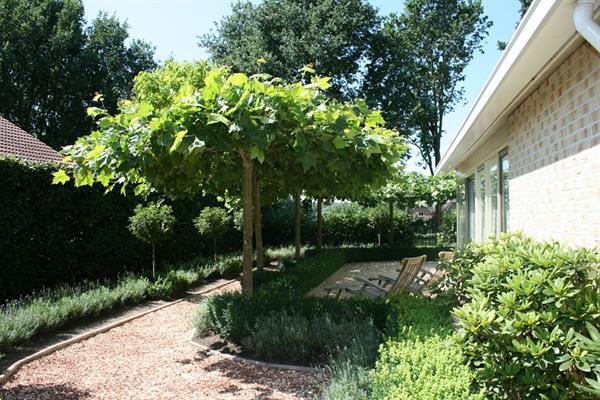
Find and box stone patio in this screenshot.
[308,260,439,299]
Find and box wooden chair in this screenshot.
[324,255,427,299]
[416,251,454,291]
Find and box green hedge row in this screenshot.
[0,157,241,300]
[368,295,483,400]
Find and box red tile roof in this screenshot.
[0,117,63,164]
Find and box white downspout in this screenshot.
[574,0,600,52]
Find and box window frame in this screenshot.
[498,148,509,233]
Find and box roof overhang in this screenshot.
[435,0,584,175]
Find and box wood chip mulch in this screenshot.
[0,282,327,400]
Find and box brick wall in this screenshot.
[508,42,600,248]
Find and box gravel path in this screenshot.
[0,282,326,400]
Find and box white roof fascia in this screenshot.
[435,0,567,175]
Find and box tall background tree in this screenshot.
[0,0,156,149]
[497,0,533,50]
[200,0,379,99]
[363,0,491,175]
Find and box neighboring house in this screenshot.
[436,0,599,248]
[0,116,62,164]
[410,206,434,221]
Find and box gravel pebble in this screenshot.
[1,282,326,399]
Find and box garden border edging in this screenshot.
[0,277,237,386]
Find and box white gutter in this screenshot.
[574,0,600,52]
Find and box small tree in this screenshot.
[194,207,231,259]
[128,203,175,278]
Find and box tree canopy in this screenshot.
[363,0,491,174]
[200,0,379,99]
[0,0,156,149]
[54,61,405,296]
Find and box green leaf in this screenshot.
[300,65,316,74]
[207,113,231,126]
[85,145,105,161]
[97,170,112,186]
[170,130,187,153]
[333,136,347,149]
[52,170,70,185]
[250,145,265,163]
[365,111,385,127]
[558,359,573,371]
[87,107,106,117]
[228,73,249,86]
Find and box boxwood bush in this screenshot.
[370,294,483,400]
[448,233,600,398]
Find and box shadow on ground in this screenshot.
[201,357,325,398]
[0,383,90,400]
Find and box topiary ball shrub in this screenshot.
[451,233,600,398]
[194,207,232,258]
[128,202,176,278]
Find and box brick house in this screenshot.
[410,206,434,221]
[436,0,599,248]
[0,116,62,163]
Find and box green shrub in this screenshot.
[194,207,232,257]
[0,157,243,300]
[370,294,482,400]
[320,361,371,400]
[320,320,382,400]
[193,250,391,347]
[0,249,251,353]
[322,203,414,246]
[147,269,199,299]
[128,203,176,278]
[0,275,149,352]
[370,333,484,400]
[451,233,600,398]
[241,311,380,364]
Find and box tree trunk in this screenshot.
[316,197,323,249]
[434,203,442,232]
[253,171,264,271]
[388,199,394,245]
[241,152,254,297]
[151,242,156,279]
[212,235,217,260]
[294,189,301,259]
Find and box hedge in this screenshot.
[0,157,238,300]
[367,293,483,400]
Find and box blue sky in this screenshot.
[83,0,521,172]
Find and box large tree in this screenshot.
[54,62,404,297]
[200,0,379,99]
[0,0,155,149]
[363,0,491,175]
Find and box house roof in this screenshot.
[0,117,63,164]
[436,0,586,174]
